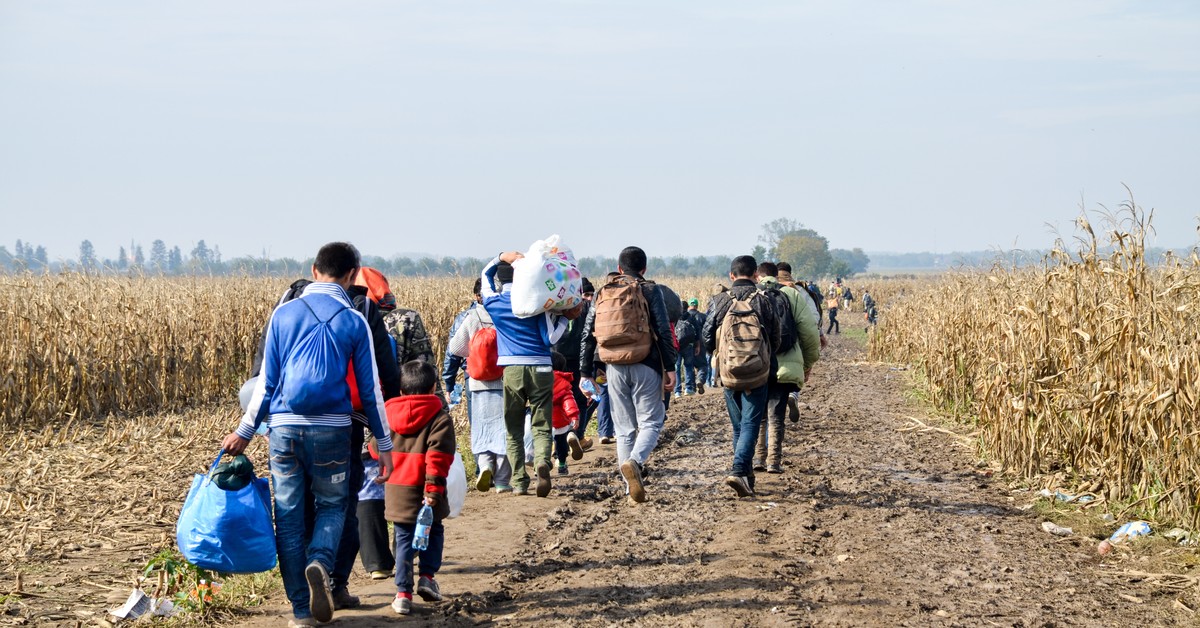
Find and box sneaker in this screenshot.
[767,464,784,474]
[369,570,393,580]
[696,381,705,394]
[476,467,493,492]
[753,460,767,472]
[495,485,513,494]
[599,436,616,445]
[567,432,584,460]
[579,436,594,452]
[304,562,334,623]
[513,485,529,496]
[673,392,681,398]
[558,463,569,475]
[288,618,317,627]
[787,393,800,423]
[621,459,647,503]
[331,587,360,610]
[535,462,552,497]
[391,594,412,615]
[416,575,443,602]
[725,475,755,497]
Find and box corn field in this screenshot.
[0,272,717,428]
[870,207,1200,527]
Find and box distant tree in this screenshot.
[117,246,129,271]
[775,230,832,280]
[133,244,145,270]
[751,244,768,262]
[190,240,212,272]
[33,246,48,268]
[169,246,183,272]
[830,247,870,276]
[0,246,13,271]
[667,255,690,275]
[79,240,98,272]
[150,240,168,272]
[758,218,807,259]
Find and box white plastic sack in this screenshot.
[510,234,583,318]
[447,453,466,519]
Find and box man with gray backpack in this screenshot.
[701,255,781,497]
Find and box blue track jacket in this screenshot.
[236,282,393,451]
[481,256,568,366]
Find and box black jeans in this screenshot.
[356,499,394,573]
[826,308,839,334]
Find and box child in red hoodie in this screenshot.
[551,352,583,475]
[382,360,457,616]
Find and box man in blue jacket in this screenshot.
[480,252,581,498]
[223,242,394,627]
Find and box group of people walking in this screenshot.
[220,242,843,626]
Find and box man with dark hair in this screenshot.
[580,246,676,504]
[223,242,394,626]
[481,252,582,497]
[685,298,708,393]
[754,262,820,474]
[702,254,780,497]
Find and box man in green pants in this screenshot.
[480,252,583,497]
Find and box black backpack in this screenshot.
[758,283,797,354]
[675,318,696,346]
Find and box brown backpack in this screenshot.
[593,275,654,365]
[718,293,770,390]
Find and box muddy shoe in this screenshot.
[332,587,360,610]
[579,436,594,451]
[567,432,584,460]
[476,467,494,492]
[304,562,334,623]
[725,475,755,498]
[753,460,767,472]
[535,462,552,497]
[513,485,529,496]
[787,393,800,423]
[767,464,784,474]
[288,618,317,627]
[391,594,412,615]
[599,436,616,444]
[558,462,569,475]
[417,575,443,602]
[621,459,647,503]
[696,381,705,394]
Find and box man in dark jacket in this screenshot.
[553,277,595,450]
[579,247,676,504]
[702,255,781,498]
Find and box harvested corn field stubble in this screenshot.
[870,205,1200,530]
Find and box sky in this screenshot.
[1,0,1197,262]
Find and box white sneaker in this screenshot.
[391,594,412,615]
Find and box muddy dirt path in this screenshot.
[238,336,1193,627]
[4,336,1194,626]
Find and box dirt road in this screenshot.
[5,336,1195,626]
[240,337,1194,626]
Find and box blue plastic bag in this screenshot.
[176,450,277,574]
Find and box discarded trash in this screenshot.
[1163,527,1193,545]
[1101,513,1115,523]
[1109,521,1151,543]
[1097,540,1114,556]
[1041,521,1073,536]
[110,589,152,620]
[1038,488,1095,504]
[756,502,778,511]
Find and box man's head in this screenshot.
[729,255,757,280]
[581,277,595,300]
[400,360,437,396]
[312,242,360,287]
[756,261,778,278]
[777,261,792,274]
[688,297,699,309]
[472,278,483,303]
[495,262,515,287]
[618,246,648,275]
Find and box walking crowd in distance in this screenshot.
[222,241,871,626]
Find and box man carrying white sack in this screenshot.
[480,251,584,497]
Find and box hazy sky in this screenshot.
[2,1,1197,262]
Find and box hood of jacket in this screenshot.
[554,371,575,393]
[385,394,443,435]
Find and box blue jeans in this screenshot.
[269,425,351,620]
[724,386,768,481]
[330,424,364,591]
[674,344,697,393]
[595,383,613,438]
[393,520,445,594]
[703,351,715,386]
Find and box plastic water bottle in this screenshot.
[580,378,596,396]
[412,504,433,551]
